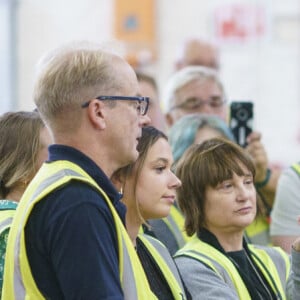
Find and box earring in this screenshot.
[119,186,123,195]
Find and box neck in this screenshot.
[5,187,25,202]
[212,230,244,252]
[123,199,142,247]
[54,135,116,178]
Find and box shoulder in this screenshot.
[34,180,114,216]
[175,255,239,300]
[138,234,174,264]
[270,167,300,233]
[249,244,290,270]
[147,219,180,255]
[27,180,120,241]
[278,166,300,189]
[271,167,300,213]
[291,162,300,176]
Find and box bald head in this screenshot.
[175,38,220,71]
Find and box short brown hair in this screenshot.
[175,137,256,236]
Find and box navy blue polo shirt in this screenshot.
[25,145,126,299]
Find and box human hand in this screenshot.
[246,131,268,182]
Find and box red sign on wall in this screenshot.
[214,4,268,43]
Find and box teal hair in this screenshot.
[169,114,235,164]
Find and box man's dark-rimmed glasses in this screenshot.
[81,96,150,116]
[169,96,226,112]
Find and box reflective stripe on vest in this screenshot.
[139,234,186,300]
[245,216,271,245]
[2,161,156,300]
[0,211,15,235]
[0,201,17,235]
[0,216,14,236]
[175,236,289,300]
[162,205,191,248]
[248,244,290,298]
[291,163,300,176]
[175,237,250,299]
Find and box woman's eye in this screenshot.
[219,182,232,190]
[155,166,166,173]
[223,183,232,189]
[245,179,253,185]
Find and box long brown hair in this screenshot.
[112,126,167,224]
[0,111,45,198]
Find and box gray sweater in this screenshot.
[175,246,300,299]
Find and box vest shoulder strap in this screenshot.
[291,162,300,176]
[4,160,156,300]
[138,234,186,300]
[162,205,190,246]
[175,237,251,299]
[248,244,290,298]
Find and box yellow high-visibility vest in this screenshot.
[139,234,187,300]
[175,236,290,300]
[2,160,156,300]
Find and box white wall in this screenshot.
[17,0,112,111]
[14,0,300,166]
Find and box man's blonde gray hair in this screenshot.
[33,41,123,130]
[163,66,225,112]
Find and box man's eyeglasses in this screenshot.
[81,96,150,116]
[169,96,226,112]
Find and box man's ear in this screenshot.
[165,112,174,127]
[87,99,107,130]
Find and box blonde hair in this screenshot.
[0,111,45,198]
[33,41,123,132]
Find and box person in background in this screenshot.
[164,66,226,126]
[148,114,235,254]
[2,41,156,299]
[136,71,167,132]
[270,163,300,253]
[112,126,188,299]
[174,137,299,299]
[174,37,220,71]
[0,110,51,297]
[169,114,235,166]
[163,65,280,216]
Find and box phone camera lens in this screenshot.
[237,108,248,121]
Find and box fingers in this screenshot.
[246,131,268,182]
[246,131,261,143]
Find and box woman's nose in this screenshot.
[170,172,182,189]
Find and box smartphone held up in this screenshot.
[229,101,253,148]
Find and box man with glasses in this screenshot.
[2,42,157,299]
[158,65,280,248]
[164,66,226,127]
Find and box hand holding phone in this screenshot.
[229,101,253,147]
